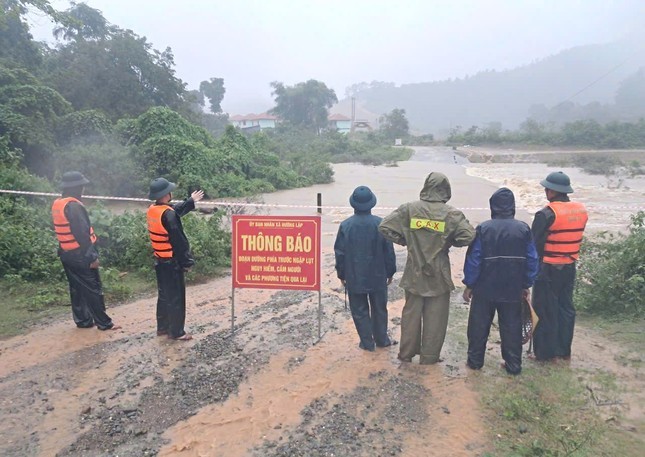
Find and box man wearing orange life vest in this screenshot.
[531,171,588,362]
[52,171,120,331]
[147,178,204,341]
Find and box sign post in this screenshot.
[231,215,322,337]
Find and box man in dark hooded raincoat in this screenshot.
[51,171,121,331]
[379,172,475,364]
[462,188,539,374]
[334,186,397,351]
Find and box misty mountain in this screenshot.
[344,38,645,135]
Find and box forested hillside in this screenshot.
[0,1,414,314]
[347,38,645,135]
[0,1,340,196]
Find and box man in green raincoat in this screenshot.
[379,172,475,364]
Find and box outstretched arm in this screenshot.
[172,190,203,217]
[379,206,407,246]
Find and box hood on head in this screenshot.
[420,172,451,203]
[490,187,515,218]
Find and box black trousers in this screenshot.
[348,288,391,350]
[154,261,187,338]
[61,258,114,330]
[467,296,522,374]
[532,263,576,361]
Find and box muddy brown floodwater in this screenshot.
[0,146,642,456]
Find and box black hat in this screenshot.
[60,171,90,189]
[540,171,574,194]
[349,186,377,211]
[148,177,176,200]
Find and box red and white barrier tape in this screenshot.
[0,189,642,212]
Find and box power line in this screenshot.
[552,58,631,109]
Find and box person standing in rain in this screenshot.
[51,171,121,331]
[147,178,204,341]
[531,172,588,362]
[334,186,397,351]
[462,187,539,375]
[379,172,475,364]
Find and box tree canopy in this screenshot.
[379,108,409,140]
[43,27,187,120]
[0,0,43,68]
[269,80,338,131]
[199,77,226,114]
[53,1,112,41]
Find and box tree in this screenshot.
[44,27,187,120]
[0,1,42,68]
[53,2,111,41]
[0,66,72,175]
[379,108,409,140]
[269,80,338,132]
[199,77,225,114]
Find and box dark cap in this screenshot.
[60,171,90,189]
[148,177,176,200]
[349,186,377,211]
[540,171,573,194]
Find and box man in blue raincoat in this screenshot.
[463,187,539,374]
[335,186,397,351]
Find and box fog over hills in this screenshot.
[337,37,645,136]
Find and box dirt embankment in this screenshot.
[0,249,488,457]
[3,249,641,457]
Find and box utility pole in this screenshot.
[351,96,356,134]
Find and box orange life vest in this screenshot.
[51,197,97,251]
[542,201,588,264]
[147,204,174,259]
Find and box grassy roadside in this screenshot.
[465,312,644,456]
[0,271,156,339]
[577,315,644,364]
[475,363,642,456]
[0,265,232,339]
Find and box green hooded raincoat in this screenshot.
[379,172,475,297]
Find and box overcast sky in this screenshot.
[28,0,643,114]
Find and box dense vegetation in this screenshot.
[576,212,645,318]
[448,118,645,149]
[0,1,411,320]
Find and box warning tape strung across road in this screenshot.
[0,189,642,212]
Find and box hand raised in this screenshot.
[191,189,205,202]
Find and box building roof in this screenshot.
[328,113,351,121]
[230,112,278,121]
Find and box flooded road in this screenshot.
[262,146,497,248]
[0,146,642,456]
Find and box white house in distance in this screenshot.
[229,112,354,134]
[229,113,278,132]
[328,113,351,134]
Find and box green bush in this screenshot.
[0,183,231,289]
[0,195,61,281]
[92,205,231,277]
[182,211,231,276]
[576,212,645,317]
[53,142,145,197]
[90,205,151,273]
